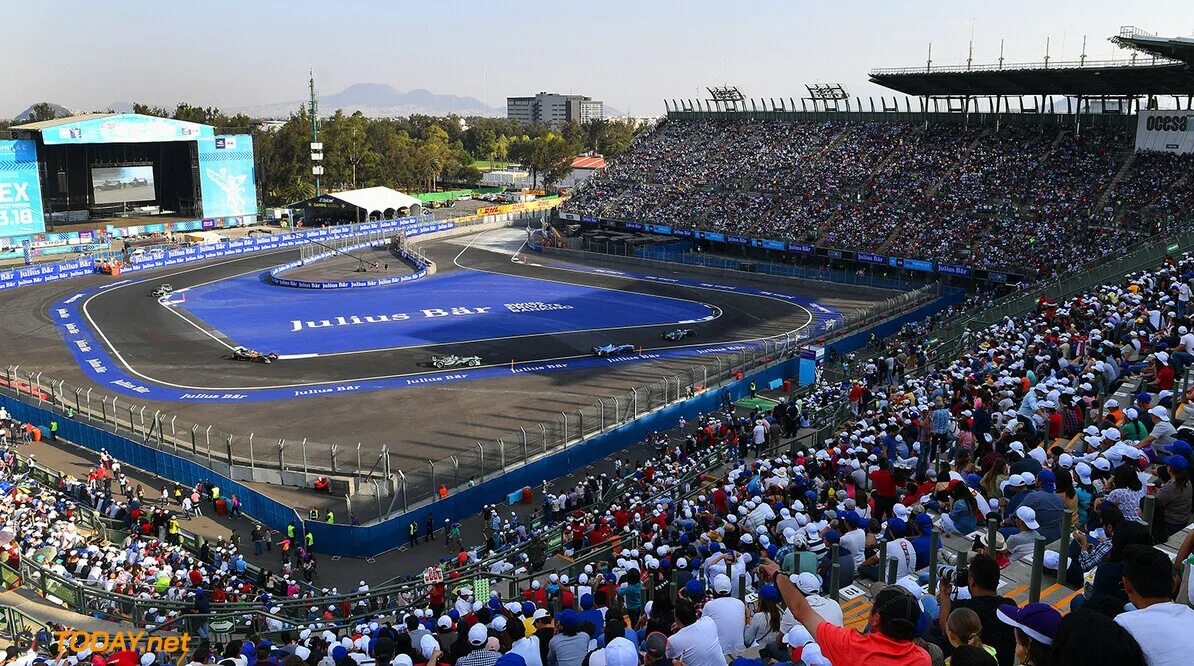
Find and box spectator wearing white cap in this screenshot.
[701,573,746,653]
[1005,507,1041,562]
[1138,405,1177,457]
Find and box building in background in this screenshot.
[507,93,603,125]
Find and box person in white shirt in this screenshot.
[1113,546,1194,666]
[666,601,727,666]
[789,572,843,626]
[701,574,747,653]
[839,515,867,567]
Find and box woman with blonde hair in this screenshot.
[946,608,997,664]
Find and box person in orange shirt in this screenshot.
[761,558,931,666]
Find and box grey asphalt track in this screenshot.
[0,227,887,508]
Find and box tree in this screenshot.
[25,103,64,123]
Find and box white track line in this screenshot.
[78,233,817,393]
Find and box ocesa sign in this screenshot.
[1144,115,1191,132]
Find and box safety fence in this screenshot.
[271,233,430,289]
[387,249,943,517]
[0,209,546,496]
[0,411,730,634]
[582,237,923,292]
[0,222,959,557]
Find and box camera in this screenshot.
[936,564,969,587]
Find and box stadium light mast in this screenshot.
[309,70,323,196]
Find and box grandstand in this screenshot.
[2,22,1194,666]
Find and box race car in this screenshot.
[232,346,279,364]
[432,354,482,368]
[592,343,636,357]
[661,328,696,341]
[149,284,173,297]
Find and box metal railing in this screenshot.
[870,55,1178,76]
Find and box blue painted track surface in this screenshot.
[179,269,717,355]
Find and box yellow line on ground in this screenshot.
[1053,589,1083,612]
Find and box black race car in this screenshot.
[662,328,696,341]
[232,346,279,364]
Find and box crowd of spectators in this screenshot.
[562,119,1194,275]
[9,249,1194,666]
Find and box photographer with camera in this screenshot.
[935,554,1017,666]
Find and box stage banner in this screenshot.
[1135,111,1194,154]
[39,114,213,145]
[0,140,47,238]
[198,134,258,218]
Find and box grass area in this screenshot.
[734,396,781,410]
[471,160,511,171]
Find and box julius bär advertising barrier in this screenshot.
[269,236,436,289]
[0,216,424,292]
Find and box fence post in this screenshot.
[356,443,363,479]
[1028,535,1047,603]
[205,425,213,458]
[498,438,506,468]
[599,399,605,431]
[248,433,256,470]
[278,440,286,471]
[561,412,569,445]
[74,388,82,416]
[451,455,460,488]
[612,396,620,424]
[429,460,436,497]
[1057,509,1072,585]
[576,410,584,439]
[520,427,529,465]
[539,423,547,453]
[398,470,408,512]
[477,443,485,478]
[101,397,109,426]
[631,388,639,418]
[302,438,308,476]
[330,444,339,474]
[225,435,235,467]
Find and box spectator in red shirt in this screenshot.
[869,457,899,519]
[1149,354,1175,391]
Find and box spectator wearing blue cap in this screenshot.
[911,513,941,570]
[745,584,783,652]
[1154,454,1191,539]
[996,603,1061,666]
[577,594,604,640]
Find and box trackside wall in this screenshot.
[0,288,960,557]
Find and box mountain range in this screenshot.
[11,83,626,121]
[228,83,504,118]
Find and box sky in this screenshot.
[6,0,1194,118]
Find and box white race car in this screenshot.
[432,354,482,368]
[150,284,173,297]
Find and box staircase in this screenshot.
[924,129,990,197]
[1091,148,1138,216]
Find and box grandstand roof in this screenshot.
[869,60,1194,96]
[1111,32,1194,65]
[10,113,118,130]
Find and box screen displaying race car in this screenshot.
[661,328,695,341]
[592,343,636,357]
[432,354,482,368]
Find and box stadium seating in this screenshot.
[563,118,1194,275]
